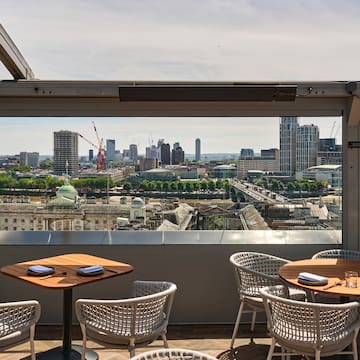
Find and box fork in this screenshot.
[40,271,67,280]
[323,280,344,290]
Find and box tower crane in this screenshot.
[77,121,106,171]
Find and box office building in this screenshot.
[319,138,336,152]
[19,152,39,168]
[106,139,116,162]
[280,116,298,176]
[161,143,171,165]
[237,148,280,177]
[240,148,254,157]
[88,149,94,161]
[139,158,159,171]
[129,144,138,162]
[172,145,184,165]
[296,124,319,172]
[195,138,201,162]
[53,130,79,176]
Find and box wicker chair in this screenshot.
[75,280,177,358]
[131,348,218,360]
[312,248,360,260]
[260,285,360,360]
[229,252,305,348]
[0,300,41,360]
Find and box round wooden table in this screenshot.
[279,258,360,297]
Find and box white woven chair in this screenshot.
[312,248,360,260]
[260,285,360,360]
[229,252,305,348]
[0,300,41,360]
[131,348,218,360]
[75,280,177,358]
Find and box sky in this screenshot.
[1,0,357,155]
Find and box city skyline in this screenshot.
[0,116,342,157]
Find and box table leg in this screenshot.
[29,288,98,360]
[63,288,72,354]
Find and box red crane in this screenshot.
[77,121,106,171]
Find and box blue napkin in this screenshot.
[77,265,104,274]
[298,272,328,283]
[28,265,54,274]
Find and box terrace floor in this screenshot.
[0,324,353,360]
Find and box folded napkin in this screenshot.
[27,265,54,275]
[77,265,104,276]
[298,272,328,285]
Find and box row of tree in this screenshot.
[252,178,326,192]
[123,179,231,193]
[0,175,114,191]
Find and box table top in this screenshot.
[279,258,360,297]
[0,253,134,289]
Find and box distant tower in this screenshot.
[172,143,184,165]
[280,116,298,176]
[106,139,116,162]
[129,144,138,162]
[53,130,79,176]
[296,124,319,171]
[161,143,171,165]
[195,138,201,162]
[88,149,94,161]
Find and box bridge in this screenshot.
[231,179,288,204]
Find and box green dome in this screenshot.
[56,184,78,200]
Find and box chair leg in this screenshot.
[230,300,245,348]
[129,339,136,358]
[352,328,359,360]
[315,350,320,360]
[80,324,87,360]
[250,310,257,332]
[266,337,276,360]
[161,332,169,348]
[29,324,35,360]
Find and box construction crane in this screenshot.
[77,121,106,171]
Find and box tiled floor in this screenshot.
[0,324,355,359]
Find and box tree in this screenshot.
[162,181,170,192]
[177,182,184,192]
[40,160,53,170]
[216,179,223,189]
[208,180,216,191]
[123,182,132,191]
[185,182,194,192]
[139,180,149,191]
[170,182,178,192]
[156,181,163,191]
[193,182,200,191]
[200,180,208,191]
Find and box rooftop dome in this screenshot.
[131,197,145,207]
[56,181,78,200]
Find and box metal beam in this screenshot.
[0,24,34,79]
[0,80,356,117]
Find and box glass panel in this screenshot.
[0,116,342,241]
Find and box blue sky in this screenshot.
[1,0,356,154]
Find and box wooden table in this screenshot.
[0,253,133,360]
[279,258,360,297]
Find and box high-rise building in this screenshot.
[53,130,79,176]
[19,152,39,168]
[106,139,116,162]
[89,149,94,161]
[296,124,319,172]
[172,144,184,165]
[129,144,138,162]
[280,116,298,175]
[161,143,171,165]
[195,138,201,162]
